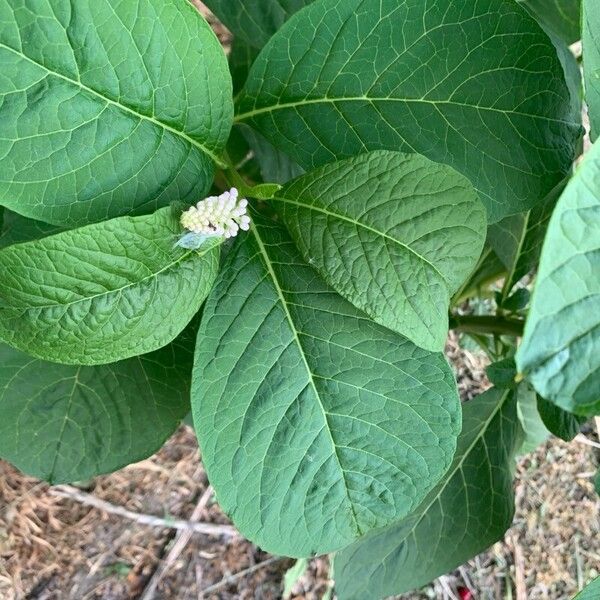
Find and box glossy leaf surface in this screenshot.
[334,388,520,599]
[517,141,600,416]
[237,0,580,222]
[0,208,220,365]
[192,213,461,557]
[274,151,486,351]
[0,0,232,225]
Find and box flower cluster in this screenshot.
[180,188,250,239]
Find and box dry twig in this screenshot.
[199,556,284,597]
[574,434,600,450]
[140,486,215,600]
[48,485,237,538]
[509,533,527,600]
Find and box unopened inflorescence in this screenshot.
[180,188,250,239]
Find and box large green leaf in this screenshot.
[583,0,600,141]
[0,0,232,226]
[488,180,564,295]
[518,0,581,43]
[192,212,461,558]
[0,328,194,483]
[517,141,600,416]
[203,0,311,48]
[273,151,486,351]
[0,208,220,365]
[334,388,520,600]
[236,0,580,223]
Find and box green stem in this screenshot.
[221,154,252,196]
[449,314,524,337]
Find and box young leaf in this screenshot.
[517,0,581,44]
[0,328,195,484]
[486,357,518,389]
[0,208,220,365]
[536,396,586,441]
[203,0,311,48]
[488,180,565,295]
[192,212,461,558]
[583,0,600,141]
[451,246,507,304]
[333,388,520,600]
[0,0,232,226]
[273,151,486,351]
[516,141,600,416]
[516,382,550,454]
[236,0,580,222]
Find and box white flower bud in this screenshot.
[180,188,250,239]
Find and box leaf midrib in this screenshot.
[235,95,576,127]
[250,224,363,536]
[0,41,224,166]
[273,194,447,283]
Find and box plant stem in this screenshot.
[449,314,524,337]
[221,151,253,196]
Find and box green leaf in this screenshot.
[518,0,581,44]
[516,140,600,416]
[516,382,550,453]
[203,0,311,48]
[229,39,259,96]
[584,0,600,141]
[250,183,282,200]
[452,246,507,304]
[0,208,220,365]
[273,151,486,351]
[333,388,520,600]
[574,577,600,599]
[536,396,585,441]
[0,0,232,226]
[503,288,531,312]
[0,328,194,483]
[0,209,66,249]
[489,179,565,295]
[240,125,304,184]
[192,212,461,558]
[486,357,518,388]
[236,0,580,223]
[489,358,584,444]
